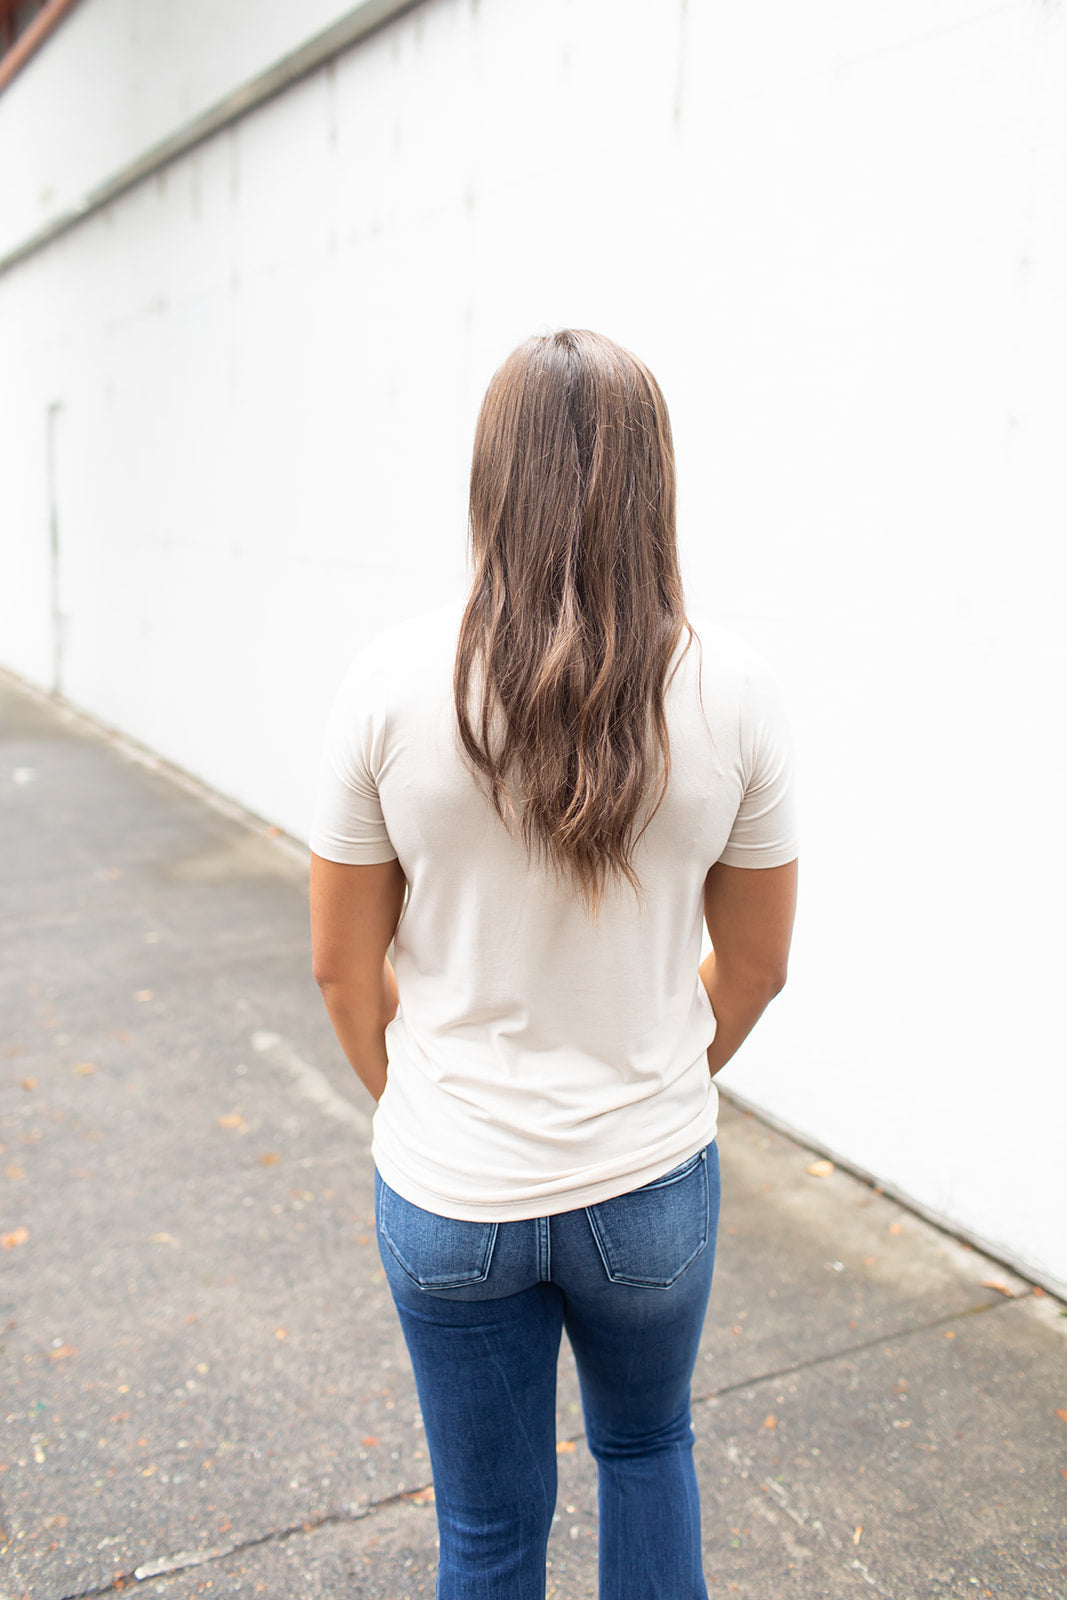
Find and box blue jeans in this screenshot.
[375,1143,720,1600]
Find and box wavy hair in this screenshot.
[454,329,692,915]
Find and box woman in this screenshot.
[309,329,797,1600]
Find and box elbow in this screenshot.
[313,961,342,995]
[765,964,789,1001]
[751,963,788,1004]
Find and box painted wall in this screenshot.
[2,0,1064,1293]
[0,0,381,260]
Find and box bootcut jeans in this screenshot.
[375,1142,721,1600]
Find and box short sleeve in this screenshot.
[309,644,398,865]
[717,658,799,869]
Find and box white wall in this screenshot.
[0,0,391,261]
[2,0,1064,1292]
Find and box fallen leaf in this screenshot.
[763,1414,778,1430]
[1057,1409,1067,1423]
[981,1280,1014,1298]
[806,1159,834,1178]
[852,1525,862,1545]
[362,1435,380,1447]
[6,1165,25,1179]
[74,1062,97,1076]
[20,1078,37,1091]
[889,1222,903,1235]
[274,1328,288,1341]
[217,1113,247,1131]
[406,1485,435,1503]
[945,1330,956,1340]
[556,1440,576,1454]
[2,1227,29,1249]
[48,1344,77,1361]
[151,1232,175,1244]
[258,1152,281,1166]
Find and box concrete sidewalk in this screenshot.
[1,672,1064,1600]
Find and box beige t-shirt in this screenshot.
[311,599,798,1220]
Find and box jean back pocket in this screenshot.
[377,1178,499,1290]
[585,1149,710,1289]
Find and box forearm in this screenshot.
[317,959,398,1103]
[699,951,784,1078]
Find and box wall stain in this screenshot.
[674,0,689,130]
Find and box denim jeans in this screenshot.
[375,1143,720,1600]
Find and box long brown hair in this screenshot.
[454,329,691,915]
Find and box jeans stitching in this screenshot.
[377,1177,500,1289]
[585,1157,709,1289]
[636,1148,705,1192]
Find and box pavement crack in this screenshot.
[692,1291,1026,1409]
[55,1484,434,1599]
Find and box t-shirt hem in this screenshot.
[308,836,399,864]
[716,843,798,870]
[371,1098,720,1222]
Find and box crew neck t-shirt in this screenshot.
[310,598,798,1221]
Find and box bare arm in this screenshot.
[309,854,407,1103]
[700,859,798,1078]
